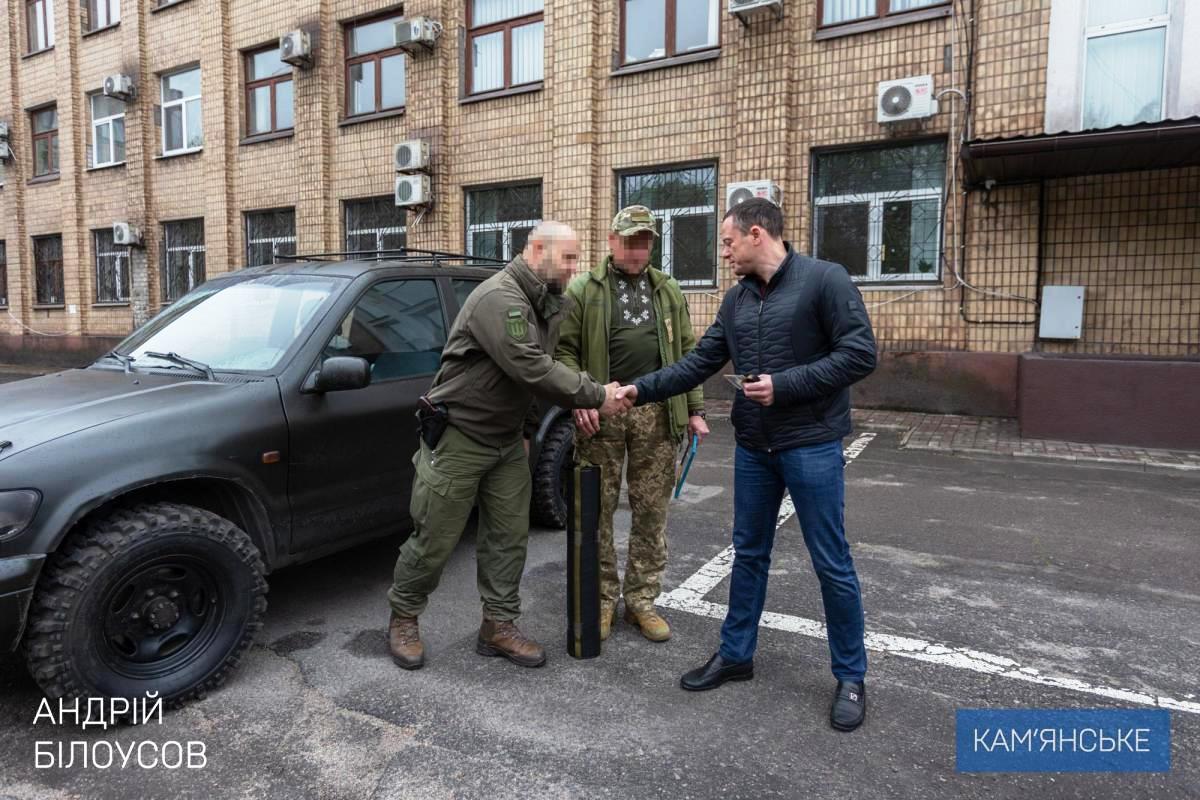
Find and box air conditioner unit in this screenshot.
[726,180,782,209]
[112,222,143,247]
[877,75,937,123]
[394,17,438,52]
[394,139,430,172]
[279,30,312,67]
[0,142,11,161]
[0,121,9,140]
[103,74,135,101]
[728,0,783,21]
[395,175,432,207]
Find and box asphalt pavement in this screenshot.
[0,417,1197,799]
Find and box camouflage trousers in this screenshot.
[575,402,677,613]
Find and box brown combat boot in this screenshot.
[388,613,425,670]
[624,607,671,642]
[476,619,547,667]
[599,601,617,641]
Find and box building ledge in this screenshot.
[32,304,66,310]
[27,174,61,186]
[460,82,542,106]
[339,108,405,128]
[814,5,951,41]
[611,49,719,78]
[87,161,126,172]
[92,302,131,308]
[240,130,294,146]
[150,0,194,13]
[21,46,54,61]
[155,147,203,161]
[82,22,120,39]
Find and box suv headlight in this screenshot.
[0,490,41,540]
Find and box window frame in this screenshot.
[815,0,951,32]
[25,0,54,53]
[343,12,407,119]
[244,45,294,137]
[30,105,59,178]
[160,66,203,157]
[322,277,448,382]
[464,1,544,95]
[93,228,130,303]
[616,162,718,289]
[32,234,64,307]
[343,196,407,254]
[160,218,206,303]
[810,140,947,285]
[463,182,543,262]
[244,207,297,267]
[84,0,119,32]
[619,0,721,66]
[89,93,126,168]
[1079,4,1170,130]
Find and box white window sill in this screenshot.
[853,278,943,290]
[156,147,203,160]
[87,161,127,172]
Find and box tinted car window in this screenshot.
[323,279,446,380]
[451,278,483,311]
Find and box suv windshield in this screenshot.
[116,274,342,372]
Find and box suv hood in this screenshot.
[0,368,249,460]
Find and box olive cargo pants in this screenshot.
[387,425,532,622]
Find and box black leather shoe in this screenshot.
[830,680,866,731]
[680,652,754,691]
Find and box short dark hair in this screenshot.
[723,198,784,239]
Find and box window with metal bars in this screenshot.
[33,235,64,306]
[812,140,946,284]
[464,183,542,261]
[345,13,406,117]
[465,0,543,95]
[94,229,130,303]
[160,218,205,302]
[617,164,717,288]
[245,208,297,267]
[344,196,407,254]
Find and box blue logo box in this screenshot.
[956,709,1171,773]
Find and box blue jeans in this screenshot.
[718,440,867,681]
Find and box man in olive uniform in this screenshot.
[387,222,630,670]
[556,205,708,643]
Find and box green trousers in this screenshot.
[387,425,532,622]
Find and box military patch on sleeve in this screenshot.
[506,308,528,340]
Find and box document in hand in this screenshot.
[674,433,700,499]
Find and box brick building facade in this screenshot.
[1,0,1197,445]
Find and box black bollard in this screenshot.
[566,463,602,659]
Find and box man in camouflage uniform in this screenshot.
[556,206,708,643]
[387,222,630,671]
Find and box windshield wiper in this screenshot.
[101,349,135,373]
[143,351,216,382]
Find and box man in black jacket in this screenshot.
[616,198,877,731]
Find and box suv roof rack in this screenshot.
[275,247,507,268]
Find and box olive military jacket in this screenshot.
[555,257,703,440]
[427,255,607,445]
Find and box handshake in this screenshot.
[575,383,640,438]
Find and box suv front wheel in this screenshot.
[24,502,267,706]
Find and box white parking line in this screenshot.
[656,431,1200,716]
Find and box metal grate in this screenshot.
[245,208,297,267]
[161,218,206,302]
[33,235,64,305]
[618,163,718,288]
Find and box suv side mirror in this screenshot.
[303,356,372,394]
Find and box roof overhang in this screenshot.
[962,118,1200,186]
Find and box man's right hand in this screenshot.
[599,382,633,418]
[615,384,638,405]
[574,407,601,438]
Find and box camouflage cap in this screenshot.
[611,205,660,237]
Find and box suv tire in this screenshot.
[24,502,267,706]
[531,417,574,529]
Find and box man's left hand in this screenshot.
[743,374,775,406]
[687,414,710,440]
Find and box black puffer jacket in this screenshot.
[633,246,877,452]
